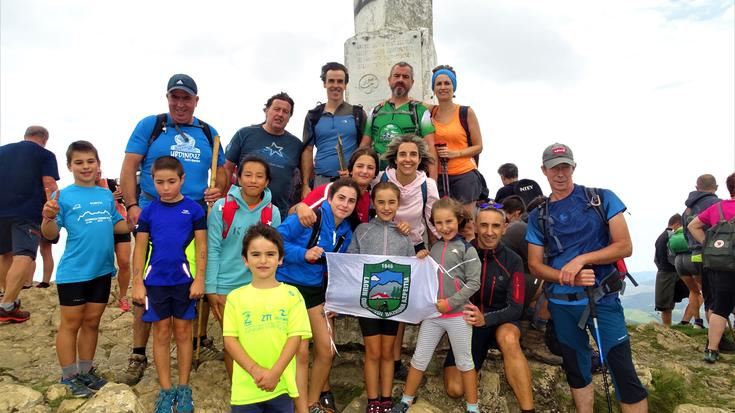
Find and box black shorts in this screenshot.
[0,218,41,258]
[57,274,112,306]
[439,170,484,204]
[674,253,701,276]
[290,284,325,309]
[443,321,520,371]
[358,316,399,337]
[114,232,131,244]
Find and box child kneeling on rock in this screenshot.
[41,141,129,397]
[223,224,311,413]
[131,156,207,413]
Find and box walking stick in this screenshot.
[585,286,613,412]
[434,141,451,198]
[194,135,220,370]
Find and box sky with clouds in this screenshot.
[1,0,733,278]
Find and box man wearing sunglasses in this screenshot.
[526,143,648,412]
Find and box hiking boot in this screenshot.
[590,350,602,374]
[393,363,408,382]
[119,297,131,312]
[694,318,706,329]
[703,349,719,364]
[522,330,563,366]
[196,337,224,361]
[320,391,339,413]
[309,402,335,413]
[154,387,177,413]
[77,368,107,391]
[0,302,30,323]
[121,354,147,385]
[366,400,382,413]
[35,282,51,288]
[379,400,393,413]
[60,375,94,398]
[175,384,194,413]
[389,401,410,413]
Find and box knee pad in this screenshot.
[606,341,648,404]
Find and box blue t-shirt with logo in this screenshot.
[136,197,207,286]
[526,185,626,305]
[125,114,225,208]
[55,185,124,284]
[0,141,60,223]
[225,125,302,218]
[302,103,363,177]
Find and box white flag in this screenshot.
[324,253,441,324]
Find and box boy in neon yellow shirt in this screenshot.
[223,223,311,412]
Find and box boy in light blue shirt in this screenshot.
[41,141,129,397]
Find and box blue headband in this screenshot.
[431,69,457,92]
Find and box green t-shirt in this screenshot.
[223,283,312,406]
[365,101,435,170]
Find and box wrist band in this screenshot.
[125,203,139,211]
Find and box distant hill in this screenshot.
[621,270,690,324]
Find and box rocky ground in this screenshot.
[1,286,733,412]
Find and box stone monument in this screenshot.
[344,0,438,110]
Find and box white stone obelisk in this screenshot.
[345,0,438,110]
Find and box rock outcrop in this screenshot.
[0,286,733,412]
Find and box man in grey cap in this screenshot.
[526,143,648,412]
[120,73,227,384]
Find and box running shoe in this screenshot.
[77,368,107,391]
[379,400,393,413]
[0,302,30,323]
[703,349,719,364]
[366,400,382,413]
[154,387,177,413]
[175,384,194,413]
[321,391,339,412]
[389,401,410,413]
[60,375,93,398]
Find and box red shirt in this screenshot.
[302,183,370,223]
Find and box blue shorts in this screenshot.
[142,283,196,322]
[549,298,647,403]
[231,393,294,413]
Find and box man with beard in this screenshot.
[359,62,437,179]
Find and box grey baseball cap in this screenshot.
[167,74,198,95]
[542,143,576,169]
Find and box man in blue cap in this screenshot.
[120,73,227,385]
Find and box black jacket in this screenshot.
[471,242,525,327]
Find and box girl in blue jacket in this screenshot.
[277,178,360,413]
[205,155,281,377]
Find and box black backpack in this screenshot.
[306,208,348,265]
[305,103,365,146]
[147,113,214,149]
[702,203,735,272]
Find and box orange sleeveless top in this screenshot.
[432,105,477,175]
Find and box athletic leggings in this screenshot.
[410,316,474,372]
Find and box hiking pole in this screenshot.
[194,134,220,370]
[434,141,450,198]
[585,286,613,413]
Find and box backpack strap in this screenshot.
[352,104,365,139]
[147,113,169,147]
[260,203,273,225]
[409,101,420,133]
[199,120,214,148]
[583,186,607,224]
[221,196,239,239]
[304,102,326,147]
[306,209,323,249]
[421,179,428,221]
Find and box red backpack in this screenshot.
[221,196,273,238]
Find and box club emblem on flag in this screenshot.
[361,260,411,318]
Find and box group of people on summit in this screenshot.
[11,58,735,413]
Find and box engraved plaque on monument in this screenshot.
[345,0,437,110]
